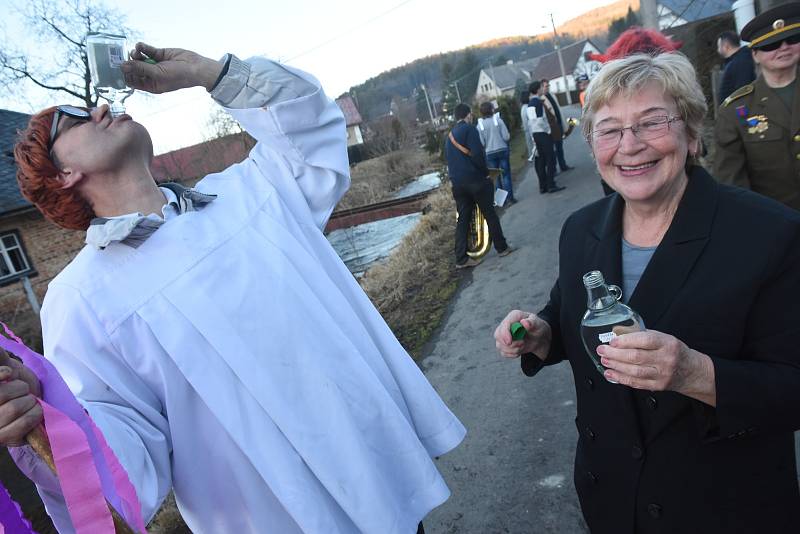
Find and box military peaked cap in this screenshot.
[743,2,800,49]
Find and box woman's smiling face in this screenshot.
[590,84,698,205]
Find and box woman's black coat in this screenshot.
[522,167,800,533]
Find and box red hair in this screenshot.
[591,27,682,63]
[14,107,95,231]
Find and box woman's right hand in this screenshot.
[0,350,43,447]
[494,310,552,361]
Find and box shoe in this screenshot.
[456,257,483,269]
[547,185,566,193]
[505,198,517,206]
[498,245,515,257]
[540,187,547,194]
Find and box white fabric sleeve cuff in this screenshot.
[210,54,317,109]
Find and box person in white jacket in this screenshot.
[526,81,565,194]
[7,42,465,534]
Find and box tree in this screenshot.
[607,7,641,44]
[204,105,244,141]
[0,0,136,108]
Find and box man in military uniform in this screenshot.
[714,2,800,210]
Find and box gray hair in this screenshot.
[581,53,707,143]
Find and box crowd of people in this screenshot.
[2,3,800,534]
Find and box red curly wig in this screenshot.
[14,107,95,231]
[591,27,683,63]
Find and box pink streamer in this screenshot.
[0,323,146,533]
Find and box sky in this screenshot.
[1,0,615,153]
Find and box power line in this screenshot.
[665,0,706,30]
[286,0,416,62]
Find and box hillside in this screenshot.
[348,0,633,121]
[559,0,639,38]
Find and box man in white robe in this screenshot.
[3,42,465,533]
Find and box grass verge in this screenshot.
[359,187,459,359]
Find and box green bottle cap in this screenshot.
[510,322,527,340]
[143,58,157,64]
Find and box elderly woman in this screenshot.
[494,52,800,533]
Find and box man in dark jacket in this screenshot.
[445,103,513,268]
[716,30,756,104]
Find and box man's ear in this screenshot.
[57,167,84,190]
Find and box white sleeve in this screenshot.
[209,54,350,231]
[18,285,173,532]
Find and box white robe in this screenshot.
[27,56,465,533]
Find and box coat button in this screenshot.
[631,445,643,459]
[586,426,596,440]
[586,376,594,390]
[794,134,800,142]
[587,471,598,484]
[646,396,658,410]
[796,153,800,160]
[647,503,662,518]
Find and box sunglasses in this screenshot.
[753,33,800,52]
[49,105,91,154]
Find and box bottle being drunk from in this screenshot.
[86,32,133,117]
[579,270,645,381]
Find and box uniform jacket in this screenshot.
[523,167,800,534]
[718,46,756,104]
[714,73,800,210]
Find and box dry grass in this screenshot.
[338,149,439,209]
[360,187,459,358]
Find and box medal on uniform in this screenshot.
[736,105,749,127]
[746,114,769,134]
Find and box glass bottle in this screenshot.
[579,270,645,380]
[86,32,133,117]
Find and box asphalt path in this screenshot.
[421,106,800,533]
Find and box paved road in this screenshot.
[421,107,800,533]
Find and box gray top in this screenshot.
[477,113,510,155]
[621,238,657,302]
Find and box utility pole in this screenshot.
[550,13,573,105]
[452,81,461,102]
[640,0,659,29]
[420,84,435,124]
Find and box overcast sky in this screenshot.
[1,0,616,153]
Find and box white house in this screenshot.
[532,39,602,104]
[474,58,540,102]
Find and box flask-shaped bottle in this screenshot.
[580,270,645,379]
[86,32,134,117]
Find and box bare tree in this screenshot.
[0,0,136,108]
[203,105,244,141]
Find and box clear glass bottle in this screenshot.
[580,270,645,380]
[86,32,133,117]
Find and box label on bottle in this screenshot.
[107,44,124,67]
[598,331,617,343]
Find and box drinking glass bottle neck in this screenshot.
[582,270,619,310]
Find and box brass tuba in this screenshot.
[463,167,502,260]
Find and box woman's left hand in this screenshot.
[597,330,716,405]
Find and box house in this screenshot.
[656,0,734,30]
[0,110,85,333]
[335,95,365,146]
[532,39,603,105]
[474,58,540,102]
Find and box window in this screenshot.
[0,231,33,283]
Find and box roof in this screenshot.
[660,0,733,23]
[335,95,363,127]
[150,132,255,183]
[0,109,33,215]
[485,57,540,91]
[533,39,593,81]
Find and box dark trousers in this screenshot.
[452,179,508,264]
[554,138,569,171]
[533,132,556,192]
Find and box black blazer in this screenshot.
[523,167,800,533]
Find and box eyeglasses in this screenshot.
[49,105,91,154]
[753,34,800,52]
[590,115,684,150]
